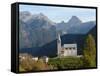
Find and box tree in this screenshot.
[83,34,96,67]
[32,59,48,71]
[19,55,34,71]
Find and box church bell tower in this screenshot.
[57,33,61,57]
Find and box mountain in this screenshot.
[20,11,33,23]
[56,16,82,32]
[19,12,57,48]
[19,20,33,48]
[68,21,96,34]
[56,16,95,34]
[56,21,67,32]
[67,16,82,27]
[19,12,96,50]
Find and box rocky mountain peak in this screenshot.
[67,16,82,26]
[20,11,32,22]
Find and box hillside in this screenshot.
[20,34,86,57]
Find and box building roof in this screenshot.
[63,44,77,48]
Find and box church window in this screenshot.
[69,48,72,50]
[72,47,76,50]
[65,48,68,50]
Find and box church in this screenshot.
[57,33,77,57]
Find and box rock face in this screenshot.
[67,21,95,34]
[56,16,95,35]
[19,11,96,56]
[19,12,56,48]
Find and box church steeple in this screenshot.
[58,33,61,42]
[57,33,61,57]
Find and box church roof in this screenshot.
[63,44,77,48]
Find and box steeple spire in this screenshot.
[57,33,61,57]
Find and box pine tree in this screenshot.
[83,34,96,67]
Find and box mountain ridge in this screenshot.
[19,11,96,48]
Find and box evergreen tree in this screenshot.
[83,34,96,67]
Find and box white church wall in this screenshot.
[63,44,77,56]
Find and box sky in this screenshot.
[19,4,96,23]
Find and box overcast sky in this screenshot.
[19,4,96,23]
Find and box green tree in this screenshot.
[83,34,96,67]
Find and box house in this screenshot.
[19,53,32,61]
[32,57,38,61]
